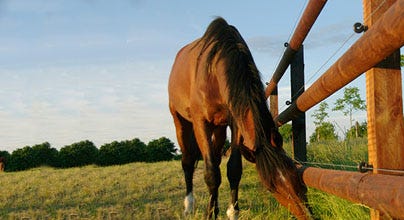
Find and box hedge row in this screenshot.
[0,137,178,172]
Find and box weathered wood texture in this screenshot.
[302,167,404,219]
[363,0,404,219]
[269,87,278,117]
[288,0,327,50]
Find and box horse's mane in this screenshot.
[200,18,294,190]
[201,18,269,140]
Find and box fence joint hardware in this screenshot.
[353,22,368,33]
[358,161,373,173]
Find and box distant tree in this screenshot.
[279,123,292,142]
[129,138,148,162]
[346,121,367,139]
[59,140,98,168]
[310,102,338,142]
[333,87,366,136]
[312,102,329,126]
[0,150,10,159]
[5,143,58,171]
[31,142,59,167]
[7,146,35,171]
[97,138,147,166]
[97,141,118,166]
[309,122,338,143]
[145,137,177,162]
[401,54,404,67]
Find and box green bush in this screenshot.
[97,138,147,166]
[145,137,177,162]
[58,140,98,168]
[279,123,292,142]
[309,122,338,143]
[31,142,59,167]
[346,121,367,139]
[7,146,35,171]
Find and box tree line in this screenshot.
[0,137,178,172]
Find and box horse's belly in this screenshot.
[206,104,228,126]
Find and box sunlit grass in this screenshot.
[306,138,368,171]
[0,139,369,219]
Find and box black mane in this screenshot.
[201,17,273,146]
[200,17,292,190]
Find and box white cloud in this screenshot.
[247,35,287,55]
[0,59,176,151]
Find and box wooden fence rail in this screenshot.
[274,0,404,125]
[265,0,327,98]
[263,0,404,219]
[302,167,404,219]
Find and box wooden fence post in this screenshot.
[290,46,307,162]
[269,87,278,118]
[363,0,404,219]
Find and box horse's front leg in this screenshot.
[226,145,242,220]
[193,120,223,219]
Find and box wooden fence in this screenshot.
[264,0,404,219]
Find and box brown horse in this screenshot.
[0,157,5,172]
[168,17,312,219]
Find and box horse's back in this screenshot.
[168,40,200,121]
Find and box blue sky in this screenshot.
[0,0,390,151]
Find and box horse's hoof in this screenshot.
[184,193,195,215]
[226,204,239,220]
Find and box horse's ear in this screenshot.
[270,128,283,148]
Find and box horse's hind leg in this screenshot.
[171,112,200,216]
[208,126,226,219]
[182,135,200,216]
[226,145,242,220]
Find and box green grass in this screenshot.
[306,138,368,171]
[0,139,370,219]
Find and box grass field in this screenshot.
[0,139,369,219]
